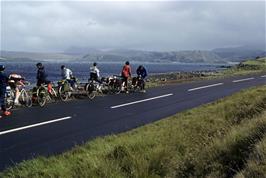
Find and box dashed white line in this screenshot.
[188,83,224,92]
[0,116,72,136]
[261,75,266,78]
[232,77,255,83]
[111,93,173,109]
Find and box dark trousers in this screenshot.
[90,73,101,83]
[0,88,6,112]
[67,79,76,88]
[122,76,129,91]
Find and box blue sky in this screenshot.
[1,1,265,52]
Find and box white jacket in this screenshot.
[61,68,73,80]
[90,66,100,77]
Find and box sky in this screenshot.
[1,0,265,52]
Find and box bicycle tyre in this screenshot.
[58,85,69,101]
[20,89,32,107]
[36,86,47,107]
[5,90,15,110]
[49,87,58,101]
[85,83,95,99]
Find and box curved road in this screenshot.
[0,73,265,170]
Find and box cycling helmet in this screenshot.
[93,62,97,66]
[61,65,65,69]
[125,61,130,65]
[0,65,5,71]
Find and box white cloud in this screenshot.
[1,1,265,52]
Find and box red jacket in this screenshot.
[122,65,131,78]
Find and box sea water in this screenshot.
[2,61,228,85]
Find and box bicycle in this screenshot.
[106,75,123,94]
[34,83,58,107]
[58,78,94,101]
[85,79,107,99]
[130,75,145,92]
[58,79,72,101]
[5,82,32,110]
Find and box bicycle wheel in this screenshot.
[58,85,70,101]
[97,84,104,96]
[5,91,15,110]
[115,85,122,94]
[36,86,47,107]
[85,83,95,99]
[49,87,58,101]
[20,89,32,107]
[114,81,123,94]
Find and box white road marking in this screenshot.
[232,77,255,83]
[111,93,173,109]
[187,83,224,92]
[261,75,266,78]
[0,116,72,136]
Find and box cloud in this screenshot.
[1,1,265,52]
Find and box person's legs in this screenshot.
[14,87,20,104]
[90,73,97,81]
[0,91,6,112]
[124,77,128,93]
[0,88,11,116]
[142,80,146,92]
[96,77,102,84]
[67,79,75,89]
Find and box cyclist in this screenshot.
[8,73,25,105]
[89,62,101,83]
[136,65,147,92]
[0,65,11,117]
[61,65,76,89]
[121,61,131,93]
[36,63,52,93]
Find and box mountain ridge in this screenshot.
[1,46,265,63]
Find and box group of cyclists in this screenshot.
[0,61,147,118]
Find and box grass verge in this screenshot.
[1,84,266,177]
[235,133,266,178]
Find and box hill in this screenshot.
[1,45,265,63]
[212,45,266,62]
[80,49,224,63]
[0,51,81,62]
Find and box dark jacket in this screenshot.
[0,71,9,89]
[36,67,48,86]
[136,67,147,79]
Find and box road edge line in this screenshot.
[0,116,72,136]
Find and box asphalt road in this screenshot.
[0,73,265,170]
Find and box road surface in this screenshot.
[0,73,265,170]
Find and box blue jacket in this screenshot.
[136,67,147,79]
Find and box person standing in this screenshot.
[136,65,147,92]
[90,62,101,83]
[61,65,75,89]
[0,65,11,118]
[121,61,131,93]
[36,63,52,93]
[8,73,25,105]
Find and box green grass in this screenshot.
[215,57,266,77]
[1,84,266,177]
[235,136,266,178]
